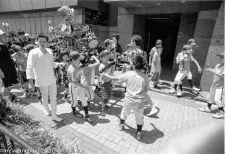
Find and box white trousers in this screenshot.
[120,97,145,125]
[207,85,225,108]
[39,83,58,118]
[174,71,192,85]
[69,83,90,107]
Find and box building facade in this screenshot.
[0,0,224,91]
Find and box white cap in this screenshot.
[25,33,30,37]
[35,41,38,45]
[0,29,5,36]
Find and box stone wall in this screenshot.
[200,1,224,91]
[0,8,83,38]
[172,13,198,69]
[117,7,134,52]
[192,9,219,87]
[0,0,78,12]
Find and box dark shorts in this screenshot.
[20,72,28,84]
[100,81,112,103]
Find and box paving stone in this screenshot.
[114,144,123,153]
[127,145,137,154]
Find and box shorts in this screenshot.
[20,72,28,84]
[174,71,192,85]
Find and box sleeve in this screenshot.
[89,63,100,69]
[152,53,157,62]
[118,71,130,83]
[26,50,36,79]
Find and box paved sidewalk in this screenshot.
[14,86,222,154]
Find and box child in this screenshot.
[169,45,202,97]
[59,51,70,101]
[80,53,100,109]
[102,55,149,141]
[0,68,4,92]
[150,44,162,89]
[68,51,93,121]
[199,53,224,119]
[99,50,114,116]
[11,45,30,96]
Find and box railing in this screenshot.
[0,124,38,154]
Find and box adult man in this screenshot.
[0,29,17,101]
[26,33,62,122]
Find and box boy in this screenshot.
[199,53,224,119]
[169,45,202,97]
[99,50,114,116]
[11,45,30,96]
[102,55,149,141]
[150,44,162,89]
[80,53,100,109]
[59,51,70,101]
[67,51,93,121]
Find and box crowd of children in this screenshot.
[0,29,224,141]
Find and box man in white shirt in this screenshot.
[26,33,62,122]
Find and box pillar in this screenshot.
[191,8,219,88]
[200,2,224,91]
[173,13,198,69]
[118,7,134,51]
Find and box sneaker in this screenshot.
[136,132,142,141]
[169,89,176,94]
[212,111,224,119]
[105,105,111,110]
[147,106,158,117]
[118,124,125,131]
[52,116,63,122]
[199,107,212,113]
[85,114,93,122]
[38,96,42,104]
[192,86,201,92]
[44,109,51,116]
[176,90,183,97]
[73,111,84,118]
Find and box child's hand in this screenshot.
[198,67,202,73]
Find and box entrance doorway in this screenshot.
[144,14,180,70]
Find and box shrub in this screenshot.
[0,94,85,154]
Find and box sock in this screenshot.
[120,119,125,124]
[218,107,224,111]
[174,84,178,91]
[179,84,183,91]
[188,79,193,88]
[137,125,143,132]
[83,106,89,115]
[207,103,212,109]
[71,106,76,113]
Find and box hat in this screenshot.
[6,31,15,37]
[99,50,110,58]
[17,29,25,35]
[69,51,80,61]
[217,52,224,58]
[25,33,30,37]
[155,44,163,49]
[188,39,196,46]
[182,45,190,50]
[0,29,5,36]
[155,39,162,45]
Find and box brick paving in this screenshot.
[13,86,223,154]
